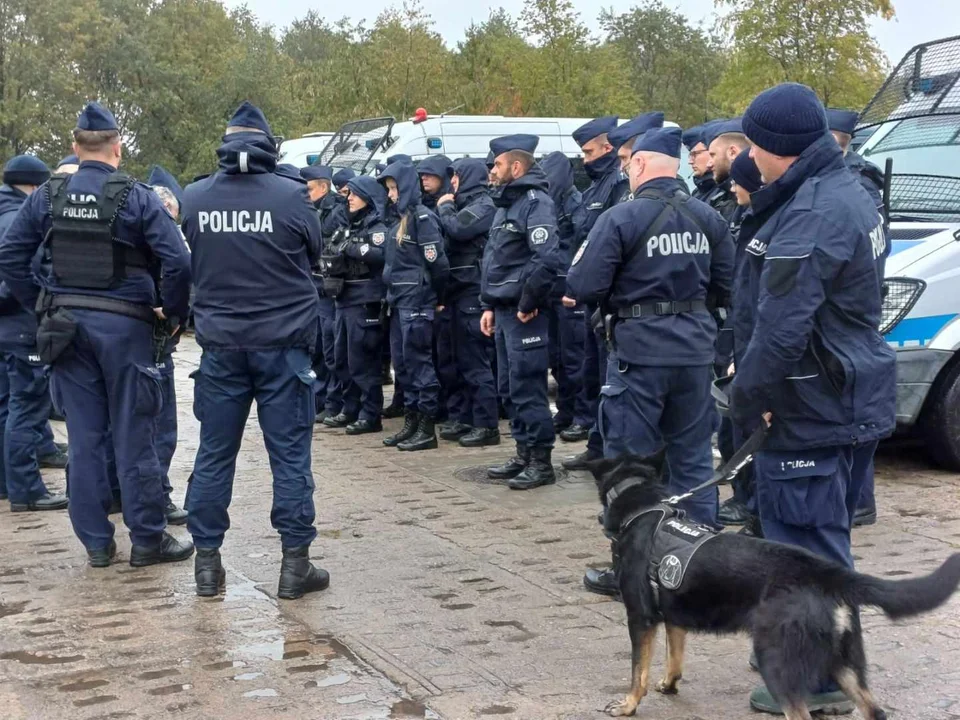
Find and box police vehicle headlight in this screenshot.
[879,277,926,335]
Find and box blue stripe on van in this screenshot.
[889,239,925,256]
[885,313,957,347]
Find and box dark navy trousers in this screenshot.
[583,308,607,455]
[599,357,716,527]
[316,297,341,415]
[334,303,383,423]
[0,349,57,503]
[435,305,465,422]
[547,302,590,428]
[50,310,166,550]
[155,355,177,497]
[854,440,878,513]
[494,308,554,448]
[391,307,440,418]
[755,445,859,569]
[186,348,317,549]
[452,295,498,430]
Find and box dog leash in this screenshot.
[662,421,769,506]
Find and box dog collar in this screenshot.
[605,478,645,507]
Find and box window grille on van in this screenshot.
[888,174,960,221]
[314,117,394,174]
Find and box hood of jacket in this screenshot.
[454,158,489,206]
[750,133,845,216]
[491,164,550,209]
[216,132,278,175]
[539,152,575,209]
[378,161,421,214]
[0,184,27,217]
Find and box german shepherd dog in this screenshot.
[590,454,960,719]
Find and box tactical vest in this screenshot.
[46,173,150,290]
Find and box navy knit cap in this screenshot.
[572,116,618,148]
[743,83,828,157]
[3,155,51,186]
[490,134,539,157]
[76,101,118,132]
[609,112,665,150]
[729,148,763,194]
[301,165,333,183]
[703,118,744,149]
[226,101,272,135]
[681,125,704,151]
[825,108,859,136]
[631,127,682,159]
[147,164,184,205]
[57,154,79,169]
[332,168,356,188]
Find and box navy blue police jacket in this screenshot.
[329,203,387,307]
[379,162,450,309]
[480,165,562,314]
[181,132,321,351]
[566,176,734,367]
[845,150,889,284]
[729,133,896,450]
[318,193,348,240]
[578,151,628,248]
[0,162,191,326]
[691,171,716,202]
[436,159,494,301]
[540,152,586,292]
[0,184,46,348]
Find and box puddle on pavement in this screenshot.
[286,662,328,673]
[137,668,179,680]
[243,688,278,698]
[307,672,351,688]
[0,601,28,618]
[59,678,109,692]
[1,650,84,664]
[72,694,118,707]
[203,660,246,671]
[233,672,264,681]
[390,698,431,717]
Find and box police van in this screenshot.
[856,35,960,469]
[277,132,335,168]
[305,109,686,190]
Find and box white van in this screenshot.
[277,132,335,168]
[856,35,960,469]
[308,111,687,189]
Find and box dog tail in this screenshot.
[847,553,960,619]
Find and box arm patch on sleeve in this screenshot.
[765,257,805,297]
[457,208,480,225]
[529,226,549,245]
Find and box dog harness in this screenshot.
[618,503,719,608]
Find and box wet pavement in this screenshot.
[2,337,960,719]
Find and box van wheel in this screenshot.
[922,359,960,472]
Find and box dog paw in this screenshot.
[604,699,638,717]
[656,678,680,695]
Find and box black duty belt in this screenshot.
[617,300,707,318]
[49,293,156,324]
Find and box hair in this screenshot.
[396,213,409,245]
[506,150,535,173]
[151,186,179,217]
[72,129,120,153]
[225,125,265,135]
[832,130,852,152]
[721,132,748,151]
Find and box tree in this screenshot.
[601,1,726,126]
[712,0,895,113]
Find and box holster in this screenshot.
[603,314,616,353]
[35,297,78,365]
[322,276,345,299]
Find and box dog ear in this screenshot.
[585,456,619,485]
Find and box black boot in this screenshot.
[561,448,602,471]
[165,498,188,525]
[584,541,620,596]
[739,514,764,538]
[87,540,117,569]
[195,548,226,597]
[718,497,751,526]
[38,445,69,469]
[488,444,529,479]
[130,531,195,567]
[322,412,354,429]
[459,427,500,447]
[397,415,438,451]
[439,421,472,441]
[559,424,590,442]
[383,411,419,447]
[345,417,383,435]
[509,446,556,490]
[853,506,877,527]
[277,546,330,600]
[382,398,405,419]
[10,493,68,512]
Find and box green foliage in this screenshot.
[0,0,894,185]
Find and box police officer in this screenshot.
[609,112,666,197]
[333,168,356,197]
[377,160,450,451]
[418,155,454,210]
[704,119,747,222]
[567,127,734,593]
[0,155,69,511]
[145,164,189,524]
[826,108,888,529]
[181,101,327,599]
[482,134,562,489]
[561,116,626,467]
[0,102,193,567]
[730,84,895,714]
[435,158,499,447]
[539,152,587,435]
[682,124,716,201]
[323,175,388,435]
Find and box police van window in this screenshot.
[868,116,960,154]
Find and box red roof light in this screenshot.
[413,107,428,123]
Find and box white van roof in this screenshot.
[277,133,335,168]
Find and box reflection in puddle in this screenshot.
[243,688,278,698]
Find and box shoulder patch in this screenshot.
[572,239,588,266]
[418,213,429,220]
[529,226,549,245]
[424,243,438,262]
[372,232,385,246]
[360,244,370,256]
[528,189,537,200]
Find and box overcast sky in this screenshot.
[225,0,959,65]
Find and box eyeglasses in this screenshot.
[689,149,709,159]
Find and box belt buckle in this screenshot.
[655,301,672,315]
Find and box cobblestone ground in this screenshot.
[2,338,959,720]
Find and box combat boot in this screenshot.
[584,541,620,597]
[130,531,194,567]
[277,546,330,600]
[397,415,438,452]
[195,548,226,597]
[383,411,419,447]
[561,448,602,471]
[488,443,529,479]
[459,427,500,447]
[508,446,556,490]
